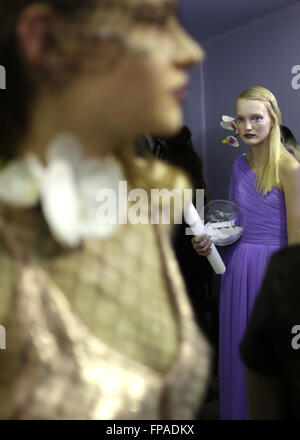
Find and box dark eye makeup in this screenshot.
[236,115,264,123]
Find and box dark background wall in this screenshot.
[178,0,300,199]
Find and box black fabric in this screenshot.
[239,245,300,419]
[152,126,210,205]
[135,137,153,158]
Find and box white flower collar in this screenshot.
[0,134,125,247]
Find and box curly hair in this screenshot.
[0,1,99,160]
[0,1,172,158]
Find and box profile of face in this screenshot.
[81,0,204,139]
[235,99,274,146]
[18,0,204,143]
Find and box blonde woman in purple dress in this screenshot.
[192,86,300,419]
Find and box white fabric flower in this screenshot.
[223,136,239,147]
[220,115,239,147]
[220,115,237,131]
[0,161,40,207]
[0,134,126,247]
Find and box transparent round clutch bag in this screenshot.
[201,199,244,246]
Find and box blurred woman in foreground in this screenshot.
[0,0,211,419]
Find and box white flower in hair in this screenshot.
[222,135,239,147]
[220,115,239,147]
[220,115,237,131]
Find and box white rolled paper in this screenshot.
[185,202,226,275]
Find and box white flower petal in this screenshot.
[46,133,83,170]
[0,161,40,207]
[222,115,235,122]
[226,136,239,147]
[40,160,81,247]
[220,121,235,131]
[25,154,45,186]
[0,133,126,246]
[78,157,125,239]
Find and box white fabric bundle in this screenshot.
[185,202,226,275]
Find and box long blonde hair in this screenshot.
[237,86,290,194]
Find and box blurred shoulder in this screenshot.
[0,243,14,326]
[0,205,38,325]
[134,157,192,192]
[134,158,192,233]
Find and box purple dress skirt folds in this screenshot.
[219,153,287,420]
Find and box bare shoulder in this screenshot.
[279,154,300,181]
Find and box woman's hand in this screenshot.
[191,234,213,256]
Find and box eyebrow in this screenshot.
[134,0,176,21]
[236,113,264,118]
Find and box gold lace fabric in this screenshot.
[0,201,211,420]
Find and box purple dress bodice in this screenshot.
[230,153,287,246]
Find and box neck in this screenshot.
[248,139,269,169]
[17,91,132,162]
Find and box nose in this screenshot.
[173,24,205,69]
[245,120,252,131]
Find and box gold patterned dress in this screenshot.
[0,157,211,420]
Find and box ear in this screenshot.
[16,4,55,69]
[286,146,296,157]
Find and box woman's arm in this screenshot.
[280,159,300,245]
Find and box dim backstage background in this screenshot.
[178,0,300,200]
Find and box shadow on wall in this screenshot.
[204,128,248,200]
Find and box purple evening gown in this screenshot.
[219,153,287,420]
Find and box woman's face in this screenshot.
[69,0,204,140]
[235,99,274,146]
